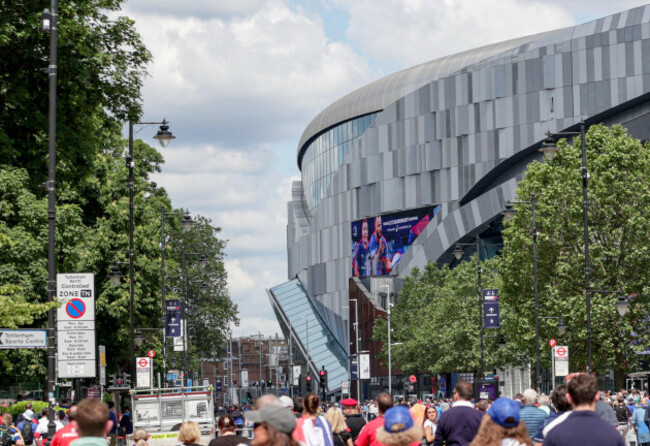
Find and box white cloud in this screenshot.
[334,0,575,67]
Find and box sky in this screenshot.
[118,0,648,337]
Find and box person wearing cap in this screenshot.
[355,393,420,446]
[280,396,295,411]
[245,405,298,446]
[469,397,531,446]
[432,381,483,446]
[374,406,422,446]
[340,399,365,442]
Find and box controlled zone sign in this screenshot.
[57,273,96,378]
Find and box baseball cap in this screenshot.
[340,398,358,406]
[487,398,520,428]
[245,405,296,435]
[279,395,294,409]
[376,406,422,446]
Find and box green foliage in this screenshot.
[380,124,650,380]
[0,1,237,386]
[373,256,501,375]
[499,124,650,375]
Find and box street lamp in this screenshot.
[384,285,392,395]
[349,298,361,401]
[161,209,193,381]
[504,193,541,388]
[127,119,175,385]
[452,236,484,375]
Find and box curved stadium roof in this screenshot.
[297,28,565,168]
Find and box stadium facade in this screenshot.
[267,6,650,397]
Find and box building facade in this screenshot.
[269,6,650,397]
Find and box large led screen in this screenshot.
[351,205,440,277]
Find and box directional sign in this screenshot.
[57,273,95,378]
[0,330,47,349]
[483,289,500,328]
[165,300,182,337]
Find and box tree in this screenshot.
[499,124,650,385]
[373,256,501,376]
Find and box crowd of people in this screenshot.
[1,374,648,446]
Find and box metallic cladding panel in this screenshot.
[281,6,650,347]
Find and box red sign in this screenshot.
[549,339,557,348]
[409,375,417,383]
[555,347,567,357]
[147,350,156,358]
[138,358,149,367]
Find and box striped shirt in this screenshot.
[520,405,548,440]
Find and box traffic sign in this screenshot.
[136,356,152,388]
[554,346,568,358]
[138,358,149,368]
[147,350,156,358]
[57,273,96,379]
[549,339,557,348]
[409,375,417,383]
[554,345,569,377]
[483,289,500,328]
[0,330,47,349]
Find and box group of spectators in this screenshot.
[214,373,636,446]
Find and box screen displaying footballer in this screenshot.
[351,205,440,277]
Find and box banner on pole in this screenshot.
[165,300,182,337]
[483,289,500,328]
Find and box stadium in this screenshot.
[267,6,650,398]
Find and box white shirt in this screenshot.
[35,418,64,436]
[423,419,437,435]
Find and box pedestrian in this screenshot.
[50,406,78,446]
[118,407,133,440]
[132,428,148,446]
[422,405,437,446]
[245,405,298,446]
[107,402,118,446]
[541,374,624,446]
[533,385,570,445]
[70,399,110,446]
[209,415,249,446]
[519,389,547,441]
[614,394,632,439]
[292,394,333,446]
[35,409,63,446]
[631,397,650,446]
[469,397,531,446]
[433,381,483,446]
[178,421,202,446]
[16,412,37,446]
[1,413,25,446]
[537,395,551,416]
[375,406,422,446]
[21,405,34,425]
[324,407,352,446]
[340,399,365,443]
[355,393,395,446]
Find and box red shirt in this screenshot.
[50,424,78,446]
[354,415,420,446]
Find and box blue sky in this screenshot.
[119,0,648,337]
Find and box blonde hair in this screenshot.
[469,416,532,446]
[133,428,148,446]
[178,421,201,444]
[324,407,347,434]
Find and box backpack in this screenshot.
[20,422,33,445]
[0,424,14,446]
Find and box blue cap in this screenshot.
[487,398,520,428]
[383,406,413,433]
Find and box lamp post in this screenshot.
[504,193,540,388]
[161,210,193,383]
[383,285,392,395]
[541,124,636,373]
[43,0,58,436]
[452,236,483,375]
[350,298,360,401]
[126,120,175,384]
